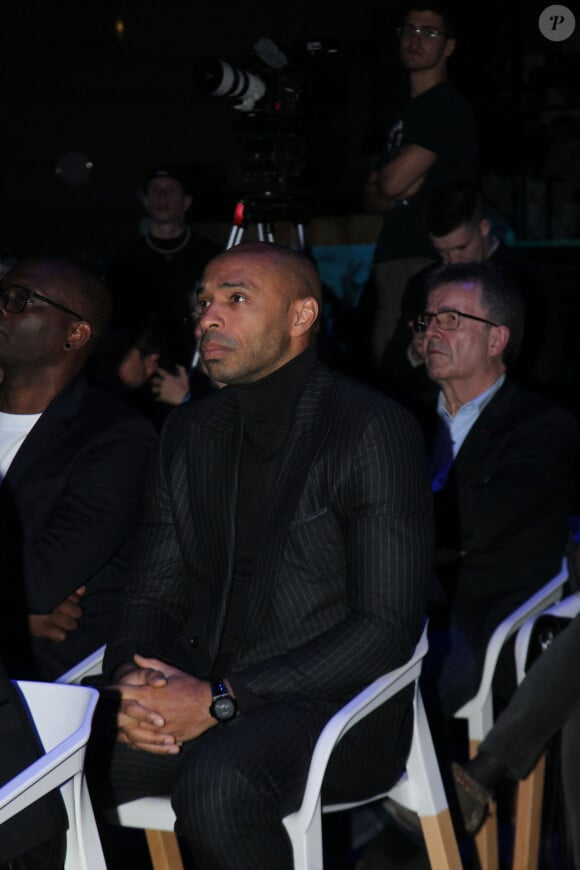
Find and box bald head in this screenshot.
[211,242,322,333]
[197,242,321,385]
[19,258,111,345]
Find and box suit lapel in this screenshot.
[451,380,518,481]
[0,378,86,492]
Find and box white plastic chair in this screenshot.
[57,627,461,869]
[0,681,106,870]
[58,645,184,870]
[452,557,569,870]
[511,591,580,870]
[283,621,462,869]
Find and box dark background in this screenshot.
[1,0,579,260]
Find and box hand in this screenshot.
[109,655,216,754]
[28,585,86,642]
[150,366,190,406]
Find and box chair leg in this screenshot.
[474,805,499,870]
[144,829,184,870]
[468,739,499,870]
[512,754,546,870]
[420,809,463,870]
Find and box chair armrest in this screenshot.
[291,624,429,834]
[515,591,580,684]
[0,685,99,823]
[454,558,568,724]
[56,645,106,685]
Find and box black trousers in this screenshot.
[87,694,412,870]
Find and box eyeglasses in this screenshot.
[413,309,499,333]
[0,283,87,322]
[397,22,447,40]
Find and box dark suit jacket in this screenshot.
[105,362,432,726]
[0,659,67,863]
[0,376,157,680]
[434,379,577,614]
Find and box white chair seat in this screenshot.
[107,795,176,830]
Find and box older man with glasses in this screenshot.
[0,257,157,683]
[413,261,577,730]
[356,2,478,382]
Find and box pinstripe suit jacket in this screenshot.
[105,362,433,710]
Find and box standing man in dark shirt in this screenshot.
[107,164,222,365]
[91,241,433,870]
[360,2,477,374]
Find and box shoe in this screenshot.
[451,762,492,835]
[382,797,423,841]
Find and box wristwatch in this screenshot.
[209,679,238,722]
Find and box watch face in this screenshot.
[213,695,236,720]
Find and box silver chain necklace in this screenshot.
[144,226,191,257]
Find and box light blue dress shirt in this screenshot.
[430,374,506,492]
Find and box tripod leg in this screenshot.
[295,223,306,252]
[226,226,245,249]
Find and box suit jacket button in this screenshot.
[190,635,200,649]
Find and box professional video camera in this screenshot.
[192,38,339,201]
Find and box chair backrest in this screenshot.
[453,557,569,740]
[0,682,98,824]
[292,623,429,834]
[283,622,463,870]
[0,681,107,870]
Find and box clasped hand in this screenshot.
[108,655,215,755]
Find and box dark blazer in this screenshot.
[423,380,578,713]
[0,376,157,680]
[105,362,433,715]
[434,379,577,604]
[0,659,67,863]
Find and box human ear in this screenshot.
[489,324,509,358]
[443,37,456,59]
[64,321,92,352]
[290,297,319,336]
[480,218,491,239]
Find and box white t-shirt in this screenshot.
[0,411,42,482]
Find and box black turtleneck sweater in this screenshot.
[212,346,317,677]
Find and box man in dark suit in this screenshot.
[0,257,157,680]
[93,242,433,869]
[414,261,577,718]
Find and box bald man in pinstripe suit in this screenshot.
[95,242,433,869]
